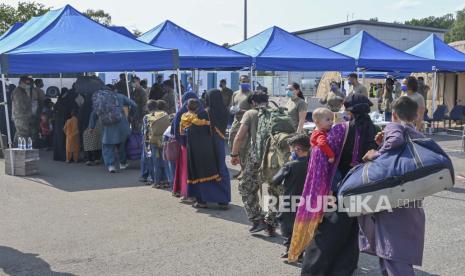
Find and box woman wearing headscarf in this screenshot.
[53,88,78,161]
[186,89,231,208]
[172,92,200,198]
[298,94,377,275]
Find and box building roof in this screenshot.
[293,20,448,35]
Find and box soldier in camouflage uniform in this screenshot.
[230,91,269,233]
[11,76,33,145]
[228,75,252,177]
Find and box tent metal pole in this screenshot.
[124,71,131,98]
[1,73,14,175]
[175,69,182,112]
[362,70,366,86]
[250,65,253,90]
[59,73,63,91]
[432,69,438,114]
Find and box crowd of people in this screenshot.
[2,72,431,276]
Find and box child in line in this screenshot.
[361,96,425,276]
[180,99,204,134]
[271,134,310,259]
[63,110,80,163]
[39,113,52,150]
[140,100,159,185]
[311,107,335,163]
[163,125,177,192]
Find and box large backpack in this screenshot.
[92,89,123,125]
[260,132,295,183]
[147,111,171,147]
[255,101,295,163]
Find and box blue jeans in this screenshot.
[140,146,154,181]
[164,160,175,189]
[140,144,165,184]
[102,143,127,168]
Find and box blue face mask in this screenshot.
[330,85,338,92]
[290,151,298,160]
[286,89,294,97]
[240,83,251,91]
[401,85,408,92]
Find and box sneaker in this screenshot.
[152,183,162,189]
[172,192,180,197]
[180,197,196,204]
[265,224,276,237]
[280,252,289,259]
[138,177,148,183]
[108,166,116,173]
[86,161,94,166]
[193,202,208,208]
[249,219,268,233]
[119,163,128,170]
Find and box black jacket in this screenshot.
[271,156,308,197]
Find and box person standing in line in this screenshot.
[63,109,80,163]
[228,75,252,178]
[347,73,368,98]
[285,83,307,133]
[219,79,233,109]
[11,76,33,145]
[230,91,270,233]
[89,87,136,173]
[161,80,176,115]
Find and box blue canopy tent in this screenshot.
[406,34,465,72]
[0,5,180,166]
[230,26,355,71]
[0,22,24,41]
[406,34,465,113]
[138,20,251,69]
[0,5,178,74]
[330,31,433,72]
[109,26,136,39]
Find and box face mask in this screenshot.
[286,89,294,98]
[401,85,407,92]
[330,85,337,92]
[240,83,251,91]
[290,151,298,161]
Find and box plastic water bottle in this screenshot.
[18,137,24,149]
[27,137,33,149]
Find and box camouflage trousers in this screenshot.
[238,151,263,222]
[264,183,283,228]
[228,119,249,168]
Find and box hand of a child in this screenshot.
[363,149,378,162]
[328,157,335,163]
[375,131,384,146]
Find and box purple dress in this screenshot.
[358,123,426,265]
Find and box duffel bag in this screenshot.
[338,134,454,217]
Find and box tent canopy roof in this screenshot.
[0,5,178,74]
[138,20,251,69]
[406,34,465,71]
[331,31,433,72]
[108,26,136,39]
[230,26,355,71]
[0,22,24,41]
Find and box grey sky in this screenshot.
[4,0,465,44]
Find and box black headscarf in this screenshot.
[206,89,229,135]
[344,94,377,165]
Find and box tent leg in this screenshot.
[177,68,182,104]
[59,73,63,91]
[250,66,254,90]
[125,71,131,98]
[1,74,14,175]
[432,70,438,115]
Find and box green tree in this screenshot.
[84,9,111,26]
[446,8,465,43]
[404,14,455,30]
[0,2,50,33]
